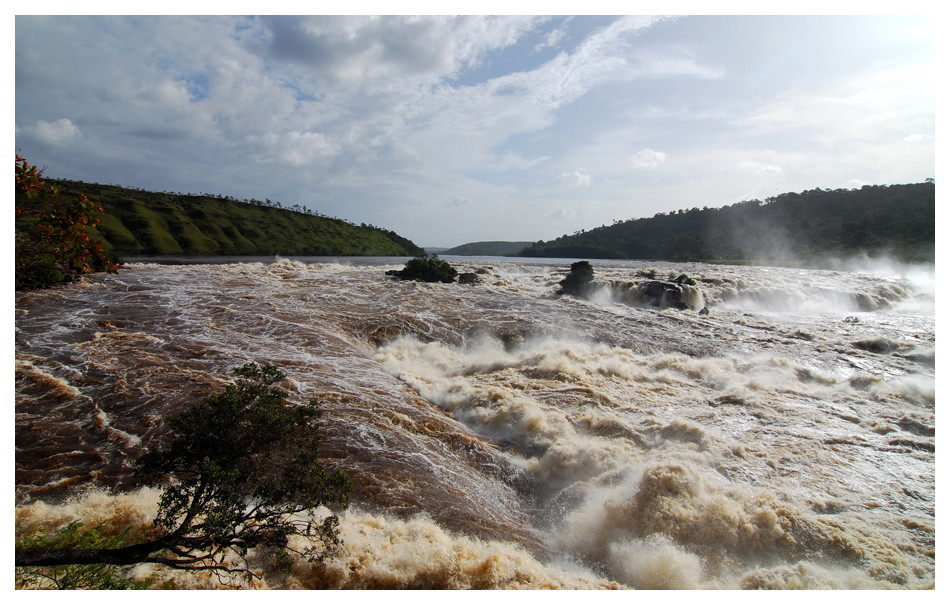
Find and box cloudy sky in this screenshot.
[15,11,935,247]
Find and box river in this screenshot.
[14,256,935,588]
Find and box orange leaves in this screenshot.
[15,153,118,288]
[15,154,55,199]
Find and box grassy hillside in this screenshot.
[441,241,535,256]
[49,180,425,258]
[518,182,934,263]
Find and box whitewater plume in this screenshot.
[15,258,934,588]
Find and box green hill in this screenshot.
[518,182,934,263]
[47,180,425,258]
[442,241,535,256]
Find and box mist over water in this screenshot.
[15,258,935,588]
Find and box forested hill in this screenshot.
[442,241,535,256]
[518,182,935,263]
[48,179,425,257]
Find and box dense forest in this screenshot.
[518,182,935,263]
[44,179,426,258]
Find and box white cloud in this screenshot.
[23,118,81,147]
[263,16,539,88]
[736,64,933,148]
[489,152,551,172]
[536,25,566,52]
[148,80,192,107]
[736,160,782,175]
[361,17,691,180]
[903,133,932,143]
[392,15,690,149]
[545,207,577,221]
[248,131,339,166]
[277,131,341,166]
[627,47,725,80]
[631,148,667,169]
[558,170,592,187]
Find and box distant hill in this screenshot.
[47,179,425,258]
[517,182,934,263]
[442,241,536,256]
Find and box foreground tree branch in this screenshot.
[15,363,353,584]
[15,538,203,568]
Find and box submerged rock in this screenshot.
[851,338,908,354]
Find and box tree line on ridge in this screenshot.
[518,181,934,264]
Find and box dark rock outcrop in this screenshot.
[640,281,691,310]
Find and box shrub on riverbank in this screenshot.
[15,155,118,289]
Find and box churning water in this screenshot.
[14,257,935,589]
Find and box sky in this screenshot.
[14,7,936,248]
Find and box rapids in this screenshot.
[14,257,935,589]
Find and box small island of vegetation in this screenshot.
[386,255,459,283]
